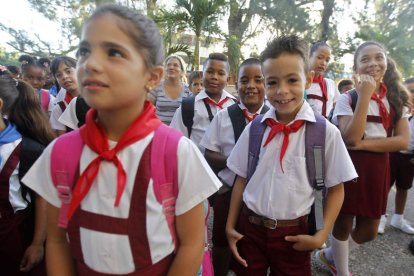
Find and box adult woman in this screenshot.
[149,55,190,125]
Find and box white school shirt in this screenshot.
[22,133,221,274]
[307,78,340,117]
[0,139,30,212]
[227,101,357,220]
[332,92,393,138]
[58,96,79,130]
[170,89,237,151]
[200,102,265,187]
[49,88,68,131]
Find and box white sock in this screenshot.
[323,246,334,263]
[332,236,349,276]
[392,214,403,222]
[348,235,360,252]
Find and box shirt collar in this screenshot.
[195,89,236,102]
[261,100,316,125]
[238,102,265,115]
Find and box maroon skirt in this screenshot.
[340,150,389,219]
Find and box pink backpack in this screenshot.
[39,89,50,112]
[50,124,213,275]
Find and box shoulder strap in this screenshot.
[40,90,50,112]
[305,110,326,232]
[18,137,45,181]
[348,89,358,112]
[246,114,266,183]
[75,97,90,128]
[58,101,66,113]
[260,104,270,115]
[50,129,84,228]
[203,100,214,122]
[151,124,183,251]
[228,104,247,143]
[181,96,195,137]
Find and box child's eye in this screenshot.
[77,47,89,57]
[266,81,277,87]
[108,48,123,57]
[55,73,62,78]
[288,78,298,84]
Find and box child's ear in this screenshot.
[145,66,164,93]
[305,70,315,90]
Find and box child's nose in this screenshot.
[84,53,102,73]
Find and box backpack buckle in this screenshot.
[57,185,72,204]
[315,179,325,190]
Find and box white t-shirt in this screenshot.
[200,103,264,187]
[170,89,236,152]
[0,139,30,212]
[22,133,221,274]
[59,96,80,130]
[307,78,340,117]
[227,101,357,220]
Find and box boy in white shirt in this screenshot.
[225,35,357,275]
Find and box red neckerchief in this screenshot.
[204,97,230,109]
[371,83,390,130]
[67,101,162,220]
[64,93,74,104]
[264,118,305,173]
[242,109,257,122]
[312,74,328,116]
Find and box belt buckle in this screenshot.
[263,218,277,229]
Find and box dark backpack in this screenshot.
[181,96,237,137]
[247,111,326,234]
[227,103,270,143]
[75,96,90,128]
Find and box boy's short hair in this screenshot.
[405,77,414,84]
[260,35,310,73]
[203,53,230,73]
[188,70,203,85]
[236,58,262,80]
[338,79,354,91]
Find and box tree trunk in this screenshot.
[320,0,335,41]
[194,35,200,70]
[146,0,157,18]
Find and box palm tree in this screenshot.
[175,0,226,70]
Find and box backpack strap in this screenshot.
[305,111,326,232]
[40,90,50,112]
[75,97,90,128]
[50,129,84,228]
[203,100,214,122]
[57,101,66,114]
[151,124,183,251]
[181,96,195,137]
[228,104,247,143]
[246,114,266,183]
[348,89,358,112]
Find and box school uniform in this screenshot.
[0,126,45,275]
[200,103,265,247]
[49,88,70,131]
[389,115,414,190]
[227,101,357,275]
[170,89,236,151]
[332,92,408,218]
[307,78,340,117]
[22,133,221,275]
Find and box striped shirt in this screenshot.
[150,81,190,125]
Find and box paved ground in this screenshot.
[312,186,414,276]
[211,186,414,276]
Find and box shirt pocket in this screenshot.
[284,156,311,192]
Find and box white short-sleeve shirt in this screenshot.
[200,103,264,187]
[22,133,221,274]
[50,103,68,131]
[332,92,392,138]
[227,101,357,220]
[58,96,80,130]
[170,89,236,152]
[0,139,30,212]
[307,78,340,117]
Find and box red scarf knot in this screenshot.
[370,83,390,130]
[204,97,230,109]
[67,101,162,220]
[263,118,305,173]
[242,109,257,122]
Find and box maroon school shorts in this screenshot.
[389,151,414,190]
[212,190,232,248]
